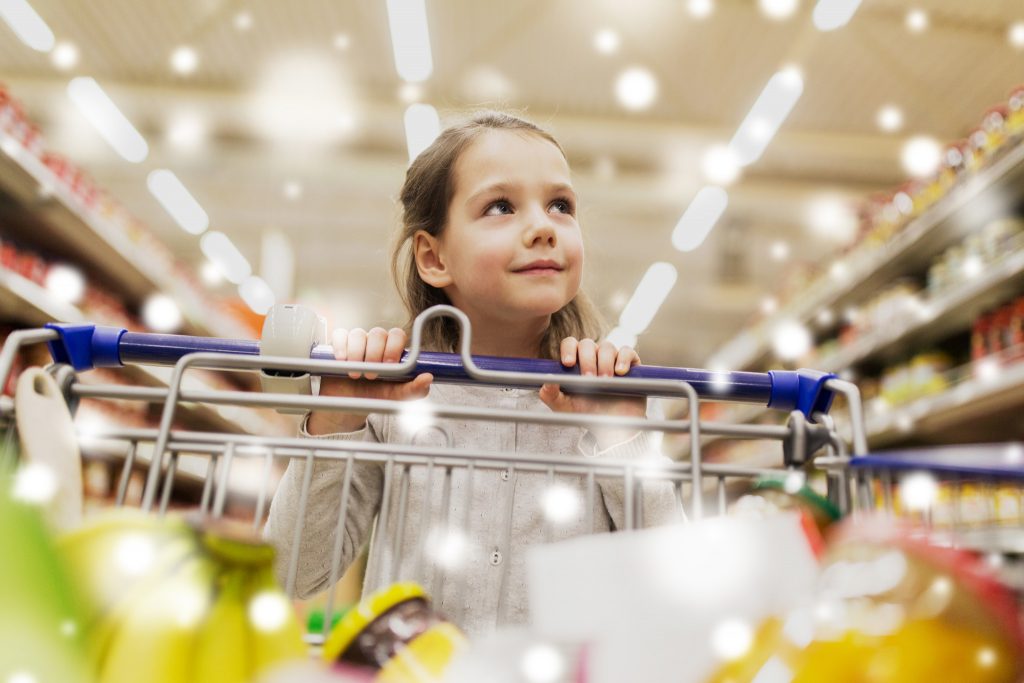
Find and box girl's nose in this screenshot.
[523,209,557,247]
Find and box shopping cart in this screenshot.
[0,304,871,643]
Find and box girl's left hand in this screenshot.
[539,338,647,441]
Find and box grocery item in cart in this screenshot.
[706,518,1024,682]
[322,582,468,683]
[59,510,307,683]
[0,467,90,683]
[730,473,841,538]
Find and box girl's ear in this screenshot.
[413,230,453,288]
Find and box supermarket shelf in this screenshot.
[0,267,82,325]
[866,361,1024,448]
[710,142,1024,371]
[816,247,1024,372]
[0,267,261,435]
[0,132,250,340]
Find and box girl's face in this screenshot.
[421,129,584,325]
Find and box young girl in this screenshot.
[265,111,681,636]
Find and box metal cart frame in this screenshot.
[0,305,870,640]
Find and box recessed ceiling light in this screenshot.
[688,0,714,19]
[170,46,198,75]
[333,33,351,50]
[51,41,79,70]
[234,11,253,31]
[876,104,903,132]
[283,180,303,201]
[593,29,620,54]
[759,0,799,20]
[615,67,658,111]
[901,136,942,177]
[905,8,928,33]
[770,241,790,261]
[398,82,422,103]
[1009,22,1024,49]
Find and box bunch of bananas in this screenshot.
[59,510,307,683]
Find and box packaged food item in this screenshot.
[707,519,1024,682]
[730,474,841,539]
[1009,296,1024,361]
[1007,85,1024,137]
[322,583,468,683]
[972,313,992,363]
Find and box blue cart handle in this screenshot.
[44,321,835,418]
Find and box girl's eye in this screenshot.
[484,199,513,216]
[550,198,575,215]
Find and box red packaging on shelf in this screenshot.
[971,313,990,363]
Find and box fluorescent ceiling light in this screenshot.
[672,186,729,252]
[0,0,54,51]
[386,0,433,83]
[404,103,439,163]
[701,144,741,185]
[604,326,638,350]
[239,275,276,315]
[67,77,149,163]
[618,262,678,335]
[729,67,803,166]
[812,0,863,31]
[200,231,251,284]
[147,169,209,235]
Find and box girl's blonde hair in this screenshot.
[391,110,605,359]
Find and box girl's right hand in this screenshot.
[306,327,433,435]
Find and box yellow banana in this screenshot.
[59,510,198,626]
[192,567,252,683]
[97,553,216,683]
[245,564,308,677]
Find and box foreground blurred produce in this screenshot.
[707,518,1024,682]
[59,510,307,683]
[0,468,90,683]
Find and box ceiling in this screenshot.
[1,0,1022,366]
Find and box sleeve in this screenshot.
[577,400,686,530]
[263,412,386,599]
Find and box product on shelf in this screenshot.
[878,350,953,407]
[750,85,1024,335]
[971,295,1024,372]
[865,476,1023,529]
[60,510,307,683]
[927,218,1024,297]
[322,582,468,682]
[706,519,1024,682]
